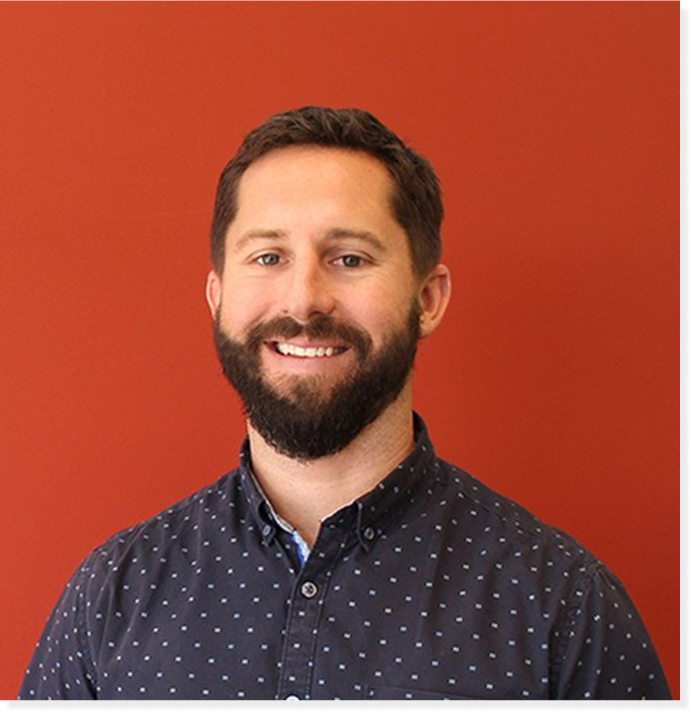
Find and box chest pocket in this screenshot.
[365,685,483,700]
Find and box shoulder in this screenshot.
[430,460,636,654]
[434,458,600,575]
[77,469,243,591]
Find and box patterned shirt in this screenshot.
[19,416,671,700]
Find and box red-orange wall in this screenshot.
[0,3,679,700]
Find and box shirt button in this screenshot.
[363,526,376,541]
[300,581,318,599]
[261,524,273,537]
[285,695,301,700]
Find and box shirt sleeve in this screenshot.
[553,561,672,699]
[18,558,99,700]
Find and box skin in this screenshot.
[206,146,451,546]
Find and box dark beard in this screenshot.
[212,306,421,460]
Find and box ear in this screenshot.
[205,270,222,318]
[417,263,451,338]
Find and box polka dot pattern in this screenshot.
[19,416,671,700]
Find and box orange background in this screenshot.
[0,2,679,700]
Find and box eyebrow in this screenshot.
[324,228,387,253]
[232,227,387,253]
[232,229,289,254]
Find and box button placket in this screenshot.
[277,578,322,700]
[276,505,370,701]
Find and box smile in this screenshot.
[273,342,348,358]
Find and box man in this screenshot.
[20,107,670,700]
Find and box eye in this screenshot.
[334,254,365,268]
[255,253,282,267]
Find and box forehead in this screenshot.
[233,146,396,223]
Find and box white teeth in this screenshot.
[276,343,338,358]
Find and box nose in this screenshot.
[281,256,336,323]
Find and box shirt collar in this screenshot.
[238,413,441,549]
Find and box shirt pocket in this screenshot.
[365,685,484,700]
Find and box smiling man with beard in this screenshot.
[20,107,670,701]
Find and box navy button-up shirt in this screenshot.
[20,416,671,699]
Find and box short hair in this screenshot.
[210,106,443,278]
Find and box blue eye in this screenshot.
[337,255,364,268]
[257,253,281,267]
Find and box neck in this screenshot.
[247,387,415,548]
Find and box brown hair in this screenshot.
[210,106,443,277]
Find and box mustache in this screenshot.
[244,314,373,361]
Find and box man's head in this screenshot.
[210,106,443,279]
[206,108,450,459]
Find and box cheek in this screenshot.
[352,308,406,350]
[219,297,256,334]
[358,283,416,327]
[220,287,280,339]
